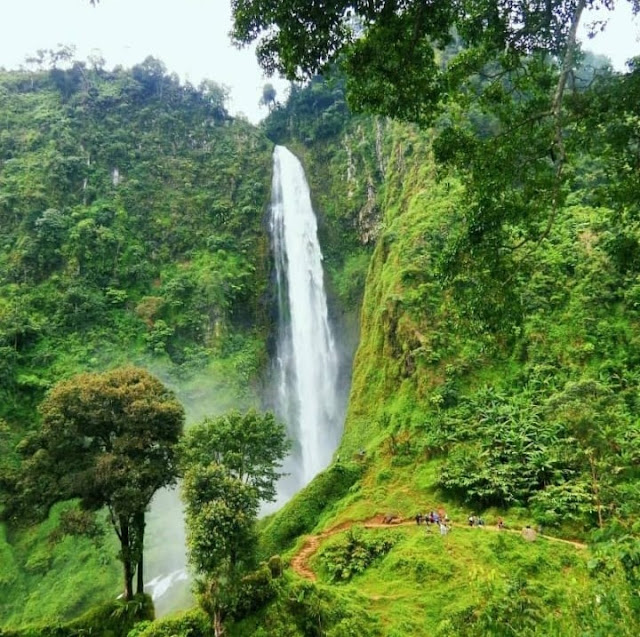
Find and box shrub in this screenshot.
[318,528,398,582]
[234,565,277,616]
[126,608,211,637]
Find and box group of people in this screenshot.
[469,515,506,529]
[468,515,485,527]
[415,510,451,535]
[412,510,507,535]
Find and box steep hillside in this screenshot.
[242,78,640,635]
[0,58,273,627]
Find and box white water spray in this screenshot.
[270,146,342,493]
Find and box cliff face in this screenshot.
[344,119,640,528]
[0,61,275,429]
[267,77,640,531]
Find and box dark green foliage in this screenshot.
[0,595,153,637]
[263,76,349,145]
[125,609,211,637]
[8,367,184,600]
[569,56,640,210]
[445,576,545,636]
[234,564,279,616]
[258,462,363,559]
[180,410,289,634]
[228,576,380,637]
[232,0,611,126]
[0,56,273,430]
[0,55,273,626]
[437,389,576,507]
[318,529,398,582]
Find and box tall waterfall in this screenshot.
[270,145,342,494]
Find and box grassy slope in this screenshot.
[0,504,120,628]
[312,524,592,636]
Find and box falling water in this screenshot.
[270,145,342,494]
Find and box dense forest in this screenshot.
[2,0,640,635]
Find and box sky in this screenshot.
[0,0,638,123]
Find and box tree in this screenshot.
[232,0,636,121]
[232,0,639,268]
[180,409,289,636]
[180,409,290,502]
[183,464,259,637]
[13,367,184,600]
[260,83,277,111]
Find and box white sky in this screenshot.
[0,0,638,123]
[0,0,289,123]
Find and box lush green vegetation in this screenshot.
[0,54,272,431]
[224,50,640,633]
[0,595,154,637]
[0,55,273,628]
[3,2,640,629]
[6,368,184,601]
[180,410,289,635]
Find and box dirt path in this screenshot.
[290,516,587,581]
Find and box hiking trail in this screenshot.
[289,516,587,581]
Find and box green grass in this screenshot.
[309,524,592,635]
[0,503,121,628]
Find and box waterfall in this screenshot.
[270,145,342,494]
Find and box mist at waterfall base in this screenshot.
[142,381,233,616]
[141,369,261,614]
[141,145,347,613]
[266,145,346,509]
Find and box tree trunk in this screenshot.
[214,609,224,637]
[136,511,146,595]
[136,551,144,596]
[121,518,134,600]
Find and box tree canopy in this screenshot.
[232,0,639,123]
[181,409,289,635]
[12,366,185,599]
[180,409,290,502]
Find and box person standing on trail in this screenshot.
[415,513,423,525]
[497,518,504,530]
[469,515,475,527]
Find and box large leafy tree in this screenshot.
[12,367,184,600]
[181,409,289,636]
[182,464,259,637]
[232,0,639,122]
[234,0,639,327]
